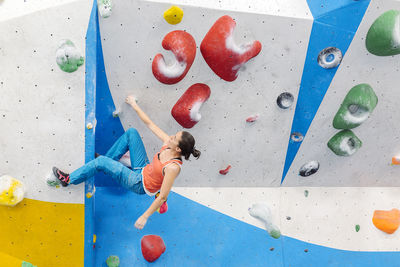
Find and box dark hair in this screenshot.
[178,131,201,160]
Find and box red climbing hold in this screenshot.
[219,165,231,175]
[171,83,211,128]
[141,235,166,262]
[152,30,196,84]
[246,114,259,123]
[200,15,262,82]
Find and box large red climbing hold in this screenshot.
[200,15,262,82]
[141,235,166,262]
[171,83,211,128]
[152,30,196,84]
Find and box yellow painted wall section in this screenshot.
[0,198,84,267]
[0,251,24,267]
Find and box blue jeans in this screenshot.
[69,128,150,194]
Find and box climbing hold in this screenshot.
[372,208,400,234]
[290,132,303,142]
[248,203,281,239]
[333,84,378,129]
[55,39,84,73]
[106,255,120,267]
[200,15,262,82]
[355,224,360,232]
[21,262,37,267]
[304,190,309,197]
[246,114,259,123]
[97,0,112,18]
[152,30,196,84]
[0,175,25,207]
[277,92,294,109]
[93,234,97,243]
[46,171,61,187]
[171,83,211,128]
[327,130,362,156]
[112,108,121,118]
[155,193,168,214]
[391,155,400,165]
[269,247,274,251]
[366,10,400,56]
[163,6,183,25]
[299,161,319,177]
[87,123,93,129]
[286,216,291,220]
[141,235,166,262]
[304,249,309,253]
[86,186,96,199]
[219,165,231,175]
[317,47,342,69]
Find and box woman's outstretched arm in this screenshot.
[134,164,180,230]
[126,95,169,143]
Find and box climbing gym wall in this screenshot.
[0,0,91,266]
[94,0,400,266]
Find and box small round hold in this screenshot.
[291,132,304,142]
[269,247,274,251]
[299,161,319,177]
[277,92,294,109]
[86,123,93,129]
[286,216,291,220]
[317,47,342,69]
[304,249,309,253]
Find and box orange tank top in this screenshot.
[142,145,182,195]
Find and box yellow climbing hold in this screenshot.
[0,175,25,207]
[93,234,97,243]
[163,6,183,25]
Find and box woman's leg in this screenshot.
[105,128,149,168]
[69,156,145,194]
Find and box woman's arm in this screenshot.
[134,164,181,230]
[126,95,169,143]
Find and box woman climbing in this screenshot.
[53,95,201,229]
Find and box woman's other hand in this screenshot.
[134,215,148,230]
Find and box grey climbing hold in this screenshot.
[317,47,342,69]
[291,132,304,142]
[277,92,294,109]
[299,161,319,177]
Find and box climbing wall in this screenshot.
[0,0,91,266]
[94,0,400,266]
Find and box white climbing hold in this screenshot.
[248,203,281,239]
[98,0,113,18]
[0,175,26,207]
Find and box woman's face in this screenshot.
[167,131,183,152]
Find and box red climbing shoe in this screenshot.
[52,167,70,187]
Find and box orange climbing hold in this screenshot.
[391,156,400,165]
[372,208,400,234]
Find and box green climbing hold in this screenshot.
[355,224,360,232]
[106,255,120,267]
[98,0,112,18]
[328,130,362,156]
[304,190,309,197]
[21,262,37,267]
[56,39,84,73]
[332,84,378,130]
[269,229,281,239]
[366,10,400,56]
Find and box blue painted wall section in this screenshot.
[84,0,98,266]
[281,0,371,183]
[94,4,125,187]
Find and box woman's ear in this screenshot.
[176,146,182,153]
